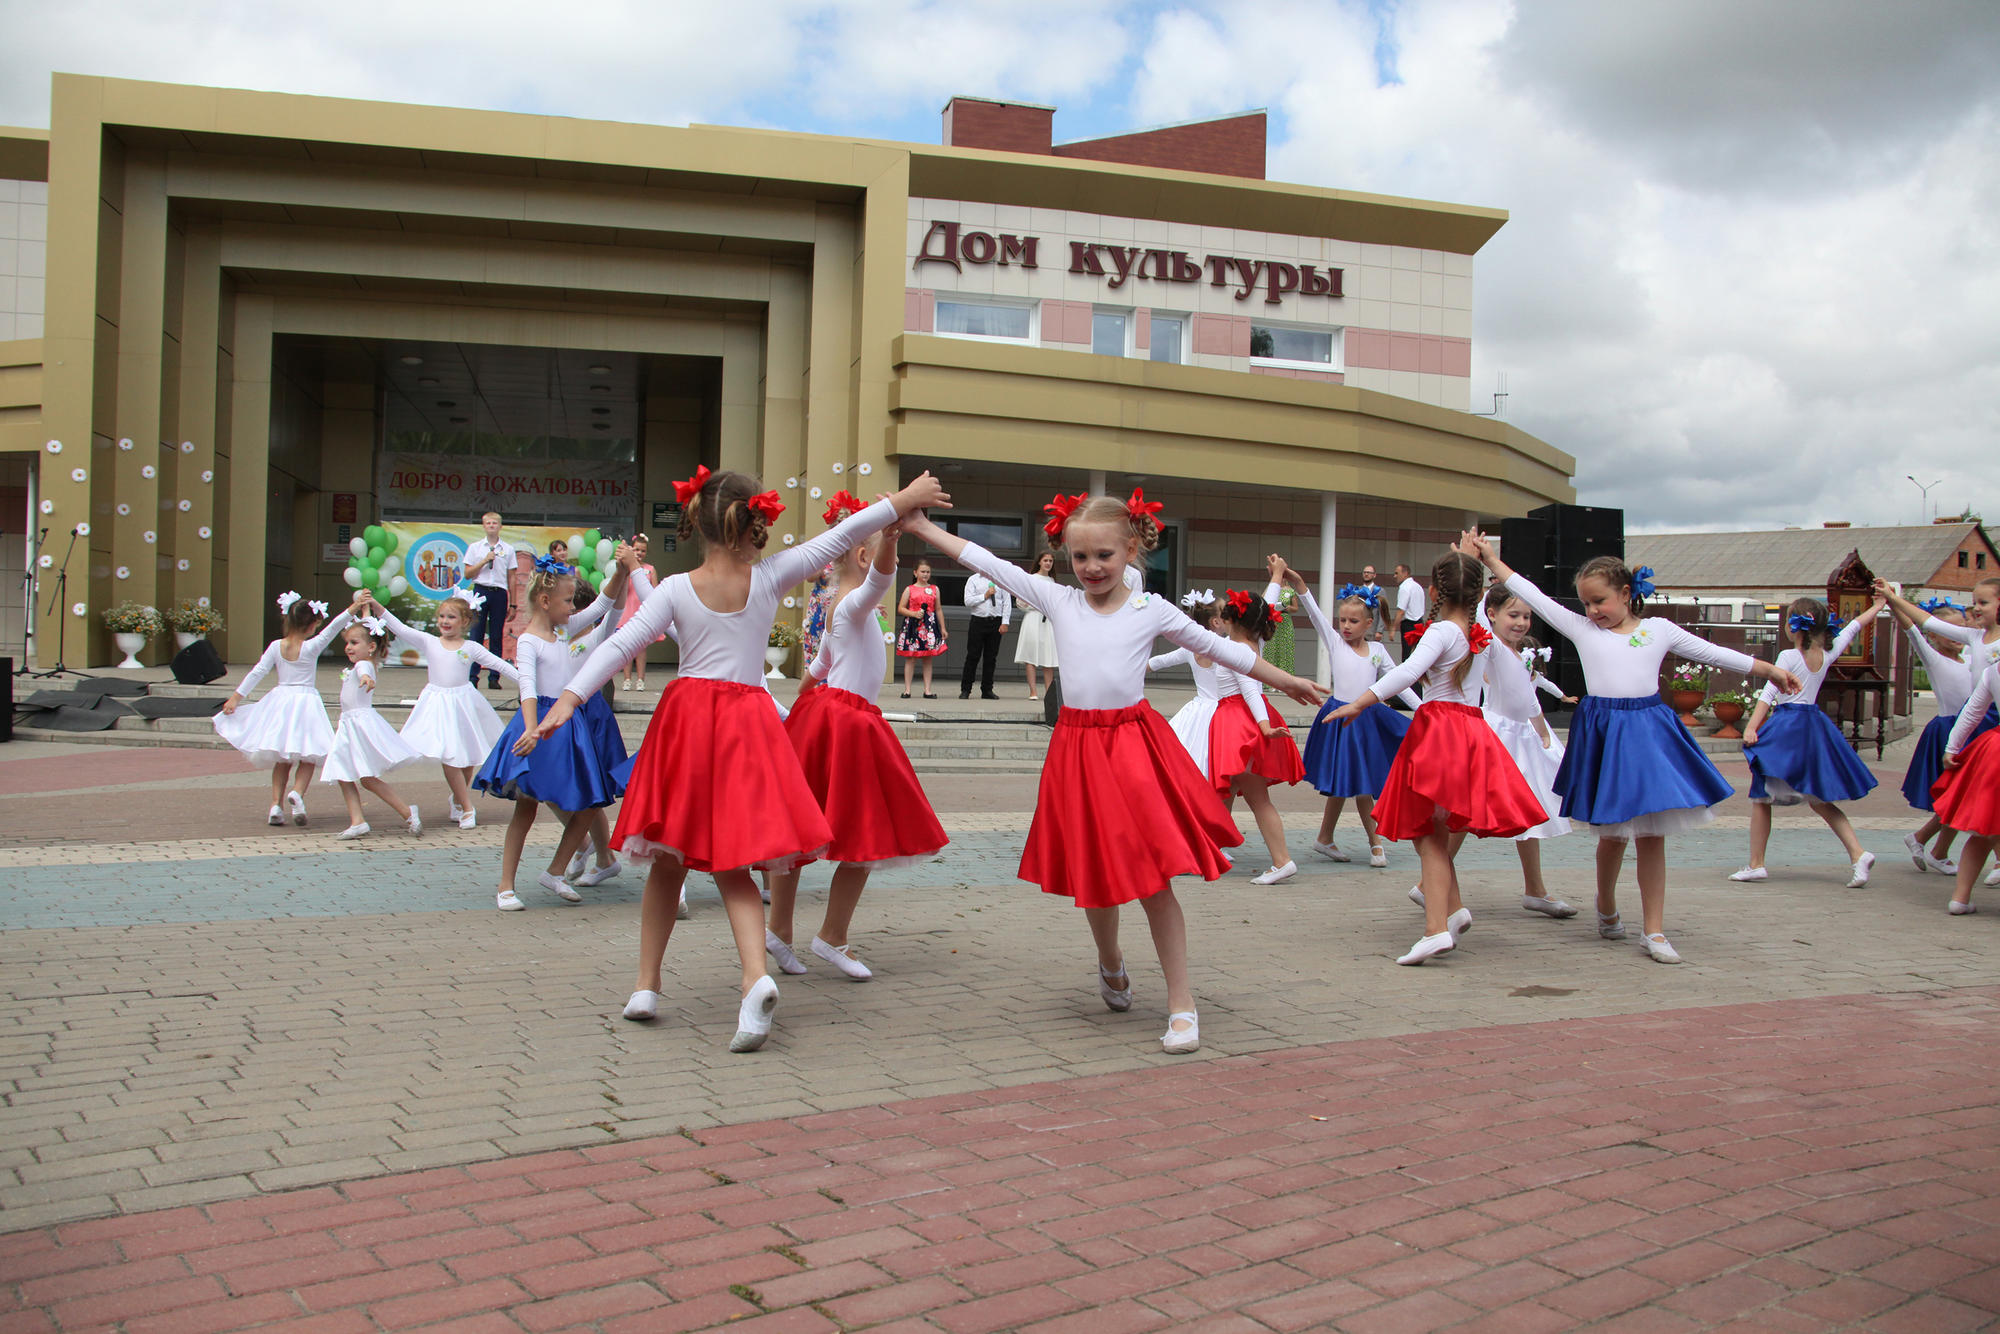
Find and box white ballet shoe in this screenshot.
[337,822,370,841]
[1408,885,1426,907]
[1926,849,1959,875]
[1369,846,1388,868]
[1641,932,1683,964]
[537,870,582,903]
[577,860,621,887]
[1161,1011,1200,1054]
[405,806,422,836]
[729,975,779,1053]
[1906,832,1929,871]
[1728,866,1768,882]
[1597,911,1625,940]
[1219,849,1234,870]
[765,930,807,975]
[1398,933,1455,965]
[623,989,660,1020]
[286,791,308,826]
[566,848,588,879]
[1311,841,1350,863]
[1099,963,1132,1012]
[1949,899,1978,915]
[1523,895,1576,917]
[677,890,691,919]
[1986,866,2000,887]
[1447,907,1472,939]
[1252,861,1298,886]
[458,809,477,831]
[1846,851,1875,888]
[495,889,524,911]
[449,800,464,822]
[267,805,285,827]
[812,937,873,980]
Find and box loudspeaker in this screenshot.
[0,659,11,743]
[171,638,226,685]
[1531,502,1624,585]
[1498,516,1549,578]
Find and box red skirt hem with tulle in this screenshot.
[1207,694,1306,795]
[612,677,831,873]
[1931,729,2000,837]
[1020,702,1243,908]
[1373,700,1550,843]
[785,684,948,868]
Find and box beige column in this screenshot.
[847,161,906,494]
[223,295,273,656]
[171,225,221,620]
[717,321,762,480]
[762,266,809,581]
[112,149,168,637]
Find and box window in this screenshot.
[936,298,1034,342]
[1960,551,1970,568]
[1150,315,1186,364]
[1250,323,1339,369]
[1981,553,1989,570]
[931,514,1026,553]
[1092,311,1128,357]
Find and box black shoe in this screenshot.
[959,691,971,699]
[981,691,1000,700]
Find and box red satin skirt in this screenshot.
[1021,703,1243,908]
[1373,700,1550,843]
[612,677,831,873]
[1207,694,1306,795]
[1931,729,2000,837]
[785,684,948,869]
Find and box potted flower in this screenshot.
[102,601,167,668]
[1666,662,1709,729]
[164,598,225,650]
[1706,688,1755,740]
[766,619,800,679]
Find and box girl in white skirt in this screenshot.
[1013,550,1062,700]
[214,590,360,827]
[375,590,517,829]
[322,614,423,840]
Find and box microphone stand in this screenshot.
[29,526,81,679]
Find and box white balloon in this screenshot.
[568,533,586,554]
[381,555,401,579]
[342,566,364,588]
[387,575,409,597]
[596,539,613,567]
[349,536,368,558]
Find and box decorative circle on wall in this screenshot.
[71,602,86,616]
[75,522,90,536]
[46,440,61,454]
[782,534,795,545]
[37,554,51,568]
[140,464,156,479]
[831,462,845,474]
[857,462,873,476]
[116,503,130,516]
[786,477,798,488]
[200,470,214,483]
[143,531,156,544]
[115,566,130,579]
[180,441,195,454]
[176,559,190,571]
[118,438,134,451]
[197,526,212,539]
[783,596,796,608]
[809,486,823,499]
[197,596,211,607]
[178,500,192,512]
[39,499,53,514]
[70,468,86,482]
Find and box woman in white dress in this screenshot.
[1012,550,1061,700]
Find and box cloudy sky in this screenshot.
[4,0,1996,532]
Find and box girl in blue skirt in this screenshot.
[1731,597,1884,887]
[1465,534,1801,964]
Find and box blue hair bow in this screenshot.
[1920,597,1965,614]
[1631,565,1656,599]
[1787,613,1816,634]
[532,554,573,576]
[1337,582,1381,609]
[1827,613,1845,633]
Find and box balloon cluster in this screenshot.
[567,528,617,592]
[342,524,410,598]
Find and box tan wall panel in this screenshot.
[113,149,168,635]
[223,295,272,659]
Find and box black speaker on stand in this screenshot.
[1510,503,1625,701]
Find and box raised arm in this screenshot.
[301,607,357,659]
[1147,647,1195,674]
[1344,622,1454,715]
[374,606,435,651]
[1920,615,1982,648]
[918,528,1048,610]
[1661,623,1800,694]
[563,576,679,707]
[464,641,519,683]
[1825,603,1880,662]
[1152,602,1326,708]
[226,641,283,705]
[764,473,950,589]
[1948,665,1998,757]
[567,591,617,636]
[1903,621,1964,686]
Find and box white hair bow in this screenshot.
[1179,588,1217,609]
[1520,645,1552,666]
[276,590,302,613]
[461,589,487,612]
[308,599,329,619]
[359,614,387,636]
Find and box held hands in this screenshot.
[1277,673,1330,709]
[901,510,945,544]
[1325,699,1366,723]
[1460,529,1497,564]
[532,693,580,743]
[892,471,952,517]
[1762,664,1804,695]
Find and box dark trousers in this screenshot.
[475,584,510,685]
[960,617,1002,696]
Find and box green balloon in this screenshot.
[363,525,385,547]
[583,528,602,548]
[380,529,398,554]
[367,546,386,566]
[576,545,597,570]
[592,569,607,589]
[361,565,382,589]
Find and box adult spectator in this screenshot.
[461,510,516,688]
[1393,562,1427,660]
[1358,564,1387,641]
[960,568,1013,699]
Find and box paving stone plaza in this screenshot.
[5,697,2000,1332]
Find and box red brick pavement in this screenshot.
[5,990,2000,1332]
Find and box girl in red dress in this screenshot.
[1325,546,1549,965]
[896,561,946,698]
[536,466,950,1052]
[902,492,1326,1053]
[1207,589,1307,885]
[763,492,948,981]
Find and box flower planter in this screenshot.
[113,632,147,669]
[1710,700,1745,739]
[764,646,787,679]
[1669,688,1706,729]
[173,631,203,651]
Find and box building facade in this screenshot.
[0,80,1573,671]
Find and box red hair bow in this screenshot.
[747,491,786,525]
[1126,487,1164,528]
[822,489,864,525]
[672,465,711,506]
[1404,619,1431,647]
[1043,491,1088,543]
[1467,624,1493,655]
[1225,588,1257,617]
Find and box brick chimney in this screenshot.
[942,97,1053,155]
[941,96,1267,179]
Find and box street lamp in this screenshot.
[1908,475,1943,525]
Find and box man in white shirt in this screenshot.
[461,510,517,688]
[1392,562,1427,661]
[959,571,1012,699]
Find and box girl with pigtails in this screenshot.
[214,588,366,826]
[903,489,1327,1054]
[536,465,951,1053]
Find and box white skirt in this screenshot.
[212,683,335,767]
[1166,697,1218,778]
[400,681,505,768]
[1012,610,1058,668]
[321,707,421,784]
[1484,709,1572,841]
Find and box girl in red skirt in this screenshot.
[763,492,948,981]
[1325,548,1548,965]
[537,465,950,1052]
[1208,588,1307,885]
[1937,661,2000,915]
[901,492,1327,1054]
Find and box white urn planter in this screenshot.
[764,647,787,679]
[113,632,147,668]
[174,630,202,651]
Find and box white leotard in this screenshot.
[1371,619,1483,706]
[514,594,619,702]
[377,609,518,686]
[1949,662,2000,755]
[231,611,355,696]
[1503,573,1755,696]
[1758,616,1868,707]
[806,563,894,700]
[1907,623,1974,717]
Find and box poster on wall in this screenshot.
[376,450,639,525]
